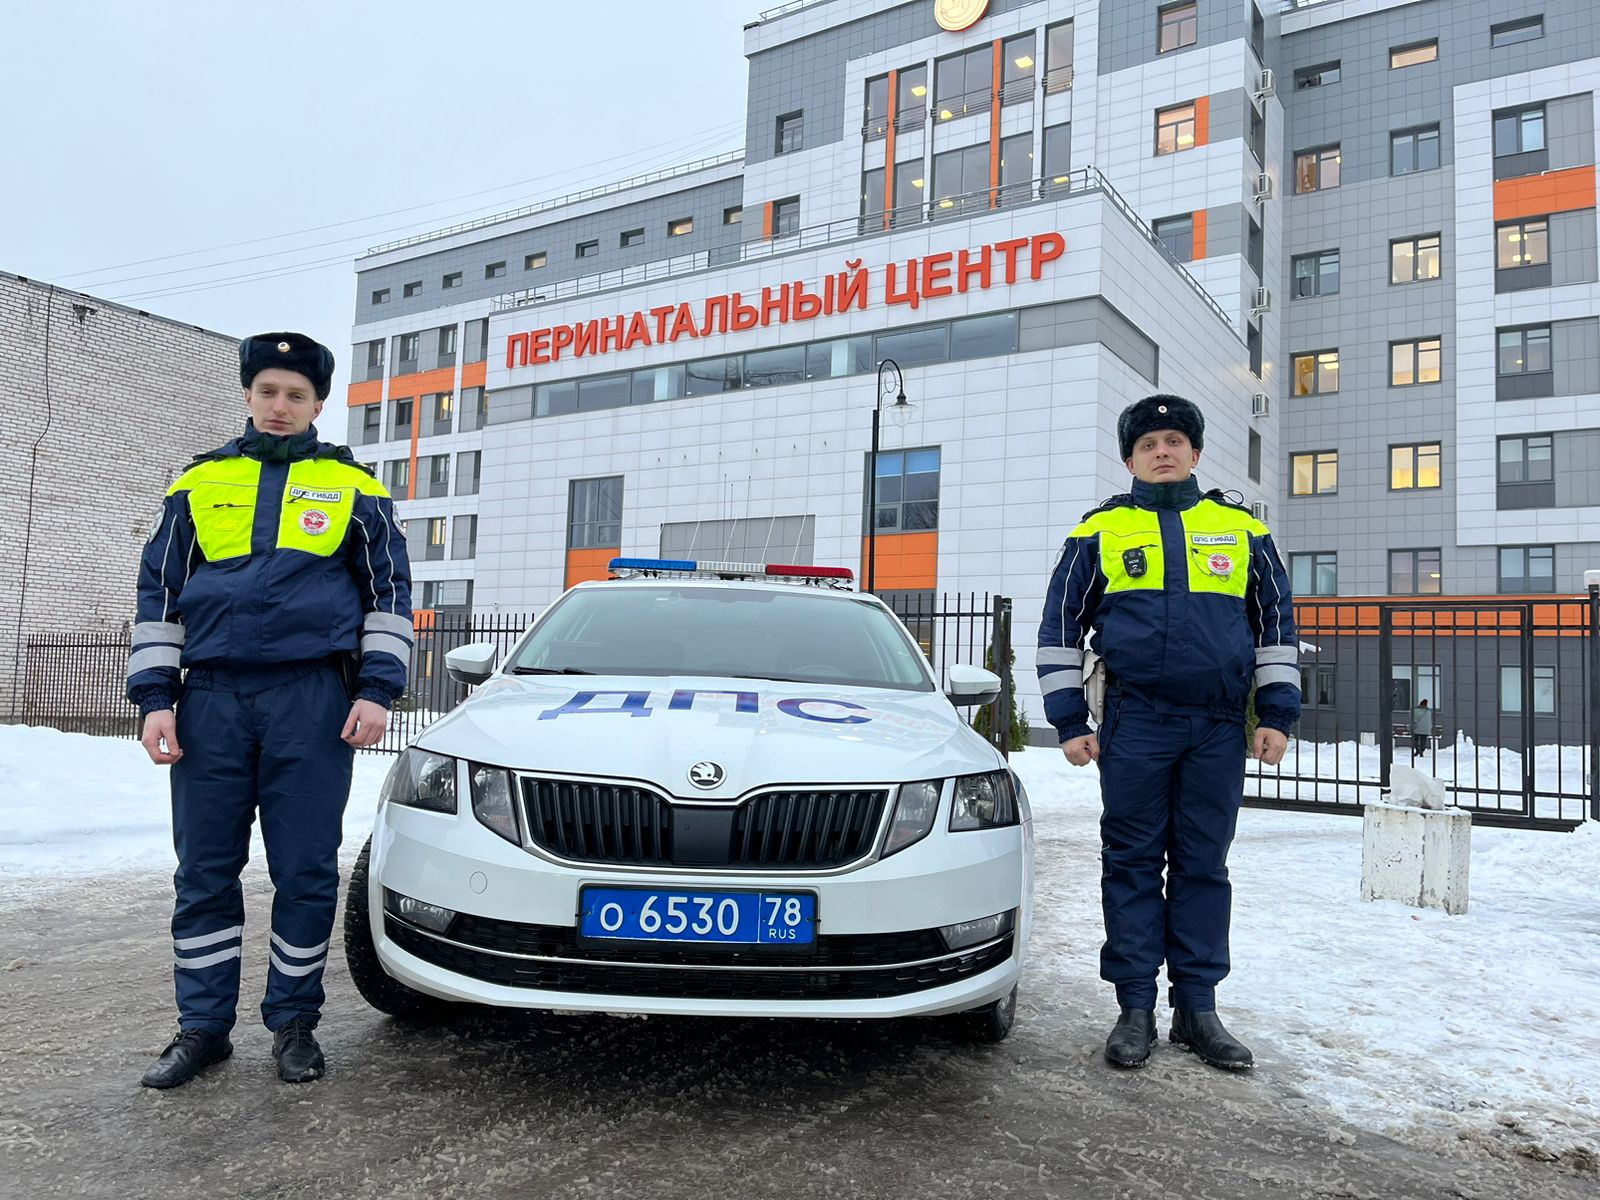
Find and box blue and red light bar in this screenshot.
[607,557,854,586]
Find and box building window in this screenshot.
[1291,350,1339,396]
[1390,549,1442,595]
[1494,105,1545,156]
[1301,663,1337,707]
[1042,123,1071,192]
[1498,325,1552,376]
[1290,551,1339,597]
[890,159,923,224]
[402,280,421,298]
[1391,665,1441,712]
[576,240,598,258]
[1248,322,1262,378]
[1497,434,1554,484]
[772,196,800,237]
[1000,33,1035,104]
[569,476,623,549]
[1391,233,1442,283]
[399,333,420,363]
[485,261,505,279]
[438,326,457,357]
[1294,61,1340,89]
[1044,20,1074,94]
[1499,545,1555,594]
[1390,39,1438,69]
[365,339,385,376]
[1391,125,1440,175]
[1154,214,1194,262]
[1246,213,1263,276]
[1492,16,1543,46]
[1391,443,1442,490]
[621,227,644,248]
[1248,103,1265,164]
[442,271,461,289]
[360,405,381,443]
[667,216,694,237]
[870,447,940,532]
[1155,102,1197,155]
[775,110,804,155]
[457,450,481,496]
[1390,337,1442,386]
[1291,249,1340,298]
[371,288,389,305]
[999,133,1034,204]
[383,459,409,496]
[935,45,993,122]
[1497,217,1549,268]
[430,391,454,432]
[1247,429,1261,483]
[1500,664,1556,714]
[525,252,547,270]
[1291,450,1339,496]
[861,167,886,224]
[864,73,890,138]
[1158,2,1198,53]
[724,205,743,225]
[426,517,447,561]
[896,64,929,129]
[1294,145,1340,193]
[933,144,989,217]
[452,515,477,561]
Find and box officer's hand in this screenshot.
[1062,734,1099,767]
[1253,726,1288,766]
[342,699,389,748]
[141,710,183,765]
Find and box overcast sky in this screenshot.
[2,0,758,436]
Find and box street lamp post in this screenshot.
[868,358,908,594]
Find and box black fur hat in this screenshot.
[239,332,334,400]
[1117,393,1205,461]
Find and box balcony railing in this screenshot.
[1043,64,1074,95]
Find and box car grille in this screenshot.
[521,778,890,869]
[385,915,1013,1002]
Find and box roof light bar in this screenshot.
[606,557,855,587]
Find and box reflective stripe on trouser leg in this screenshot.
[1164,716,1246,1013]
[254,665,355,1031]
[169,686,261,1033]
[1095,702,1182,1012]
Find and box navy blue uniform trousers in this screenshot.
[1096,695,1246,1012]
[168,661,354,1034]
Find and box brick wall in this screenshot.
[0,273,241,718]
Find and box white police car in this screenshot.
[344,559,1033,1041]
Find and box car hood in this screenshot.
[414,674,1001,799]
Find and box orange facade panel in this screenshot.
[392,366,457,399]
[860,531,938,591]
[1294,597,1590,637]
[347,379,382,407]
[1494,165,1596,222]
[883,69,898,231]
[459,360,487,389]
[1192,209,1208,260]
[566,547,621,589]
[1193,95,1210,148]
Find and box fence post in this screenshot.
[990,595,1013,760]
[1589,578,1600,822]
[1519,605,1536,814]
[1378,606,1393,793]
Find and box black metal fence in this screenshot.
[20,635,142,739]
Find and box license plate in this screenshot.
[579,887,816,946]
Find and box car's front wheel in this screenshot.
[343,836,456,1021]
[945,985,1018,1043]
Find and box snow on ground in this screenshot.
[0,722,1595,1167]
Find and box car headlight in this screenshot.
[381,748,457,814]
[949,770,1019,832]
[882,780,941,857]
[470,763,520,844]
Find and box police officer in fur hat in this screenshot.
[1036,394,1299,1070]
[128,332,413,1088]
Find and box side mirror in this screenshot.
[445,642,499,686]
[946,663,1002,708]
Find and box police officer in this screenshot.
[1036,395,1298,1070]
[127,332,412,1088]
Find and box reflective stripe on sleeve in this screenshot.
[132,620,186,648]
[1040,673,1082,697]
[1036,646,1083,669]
[127,646,182,675]
[361,633,407,658]
[1255,644,1298,665]
[1254,665,1301,688]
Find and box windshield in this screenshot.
[506,586,935,691]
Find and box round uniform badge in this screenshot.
[1208,552,1234,576]
[300,508,331,536]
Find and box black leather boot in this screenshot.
[1104,1007,1156,1068]
[271,1018,325,1083]
[1170,1009,1254,1070]
[140,1028,233,1089]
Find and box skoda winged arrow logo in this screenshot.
[688,761,725,789]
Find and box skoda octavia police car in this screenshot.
[344,559,1033,1040]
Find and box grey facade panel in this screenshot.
[1554,430,1600,507]
[1097,0,1260,78]
[1547,93,1595,170]
[1205,203,1244,259]
[1553,317,1600,397]
[1550,209,1600,286]
[1208,88,1249,148]
[1017,297,1156,383]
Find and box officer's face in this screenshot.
[1126,429,1200,484]
[245,369,323,436]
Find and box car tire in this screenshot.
[946,985,1018,1043]
[343,836,455,1021]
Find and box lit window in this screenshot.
[1391,234,1442,283]
[1294,145,1340,192]
[1390,39,1438,69]
[1291,350,1339,396]
[1391,338,1442,386]
[1158,2,1198,53]
[525,252,547,270]
[1496,218,1549,269]
[1291,450,1339,496]
[724,206,743,225]
[1155,102,1197,155]
[668,217,694,237]
[1391,443,1442,490]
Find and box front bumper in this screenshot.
[367,797,1032,1019]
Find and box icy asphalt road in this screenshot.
[2,869,1590,1200]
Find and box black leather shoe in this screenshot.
[271,1018,325,1084]
[140,1029,233,1089]
[1170,1009,1254,1070]
[1104,1007,1156,1068]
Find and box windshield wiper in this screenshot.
[510,666,596,675]
[728,672,814,684]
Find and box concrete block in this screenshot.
[1361,796,1471,916]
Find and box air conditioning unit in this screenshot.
[1251,286,1272,314]
[1251,392,1271,418]
[1254,68,1276,100]
[1252,171,1273,201]
[1251,500,1270,522]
